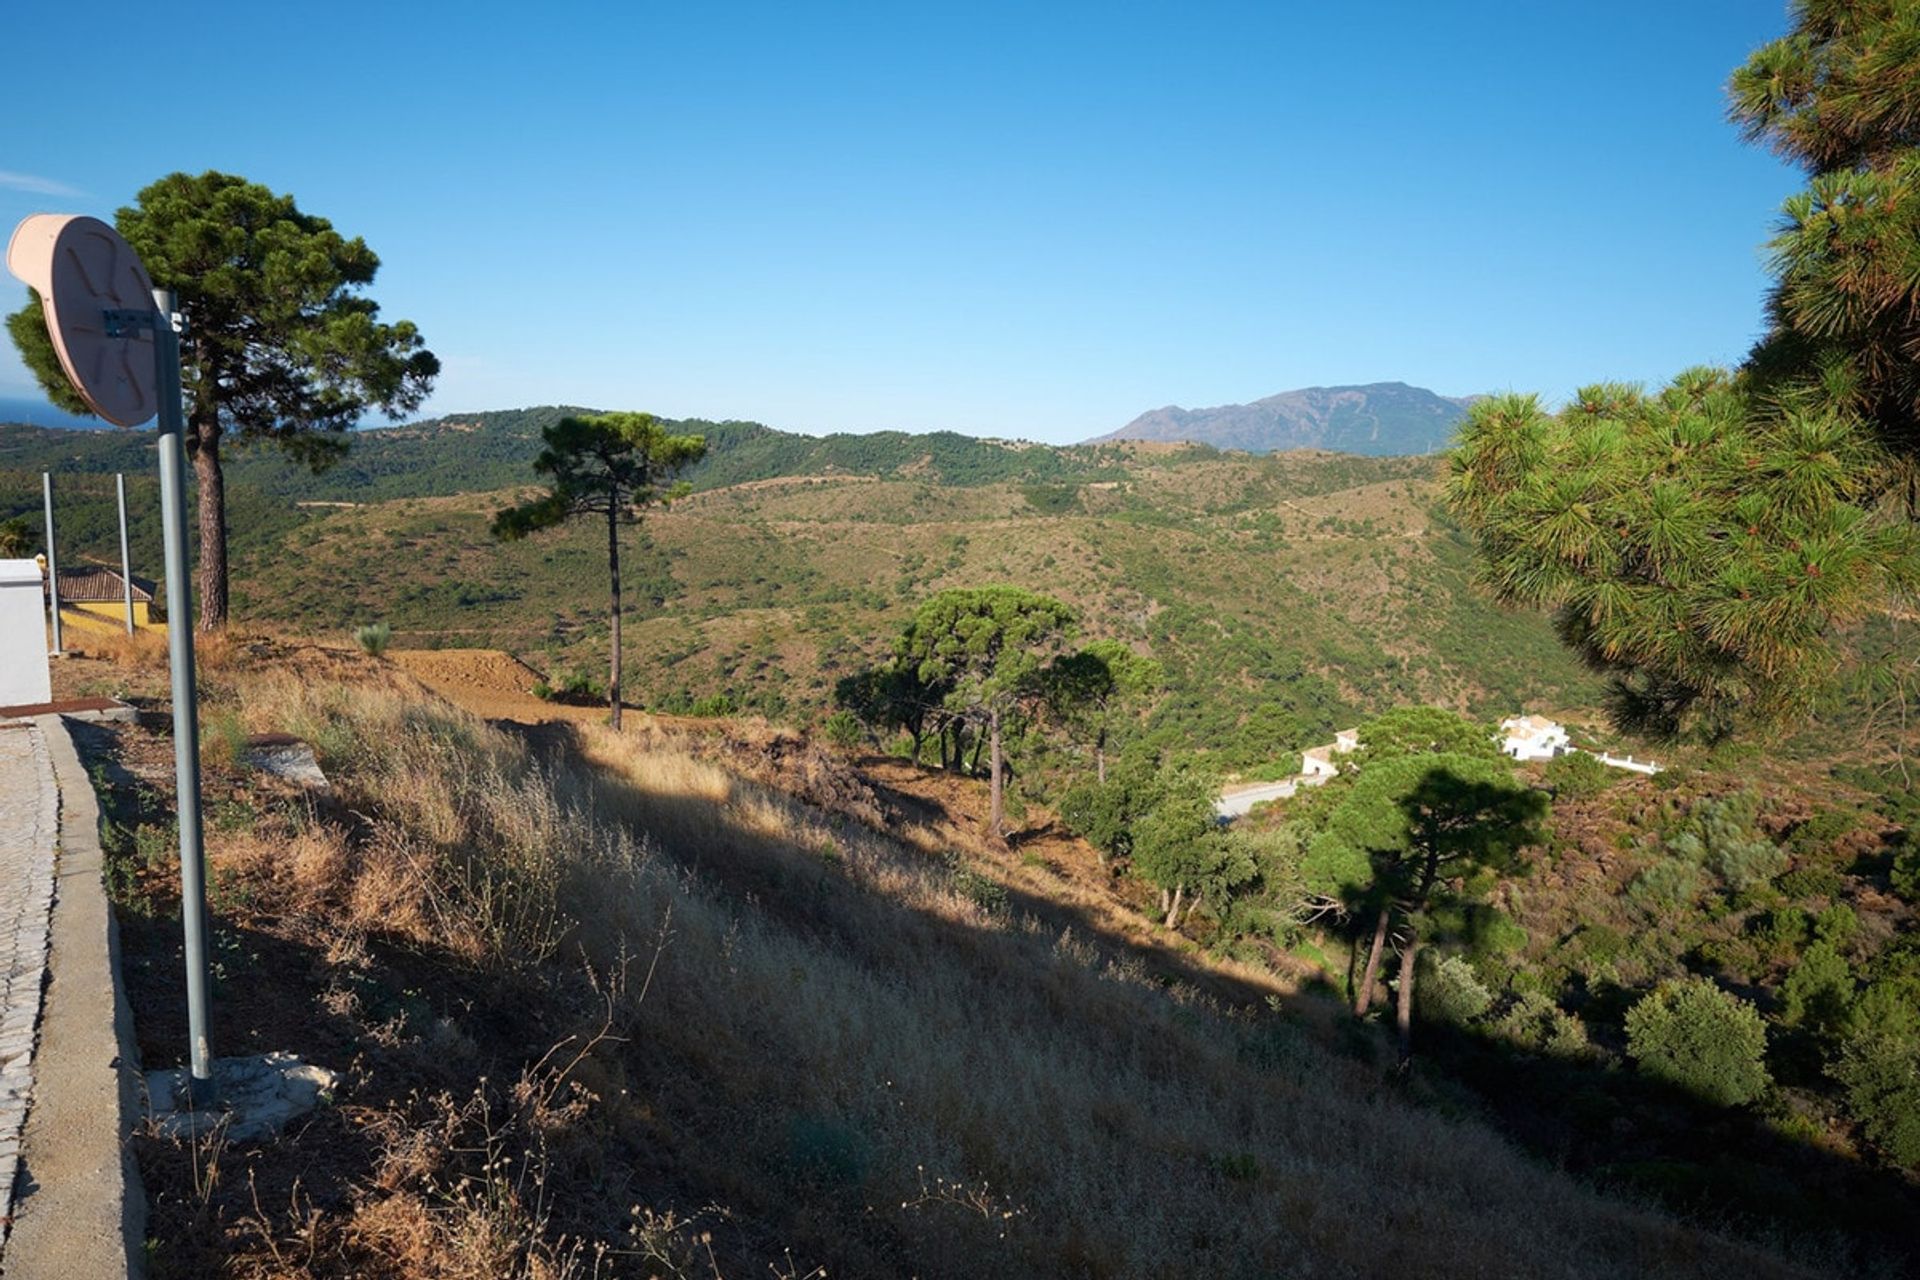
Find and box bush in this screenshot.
[1788,808,1859,861]
[1420,954,1494,1026]
[1489,990,1591,1059]
[1830,1029,1920,1169]
[1775,865,1844,901]
[1892,846,1920,904]
[1626,859,1704,919]
[1666,793,1787,892]
[1814,901,1859,948]
[352,621,393,656]
[822,709,863,749]
[1544,751,1613,799]
[688,693,738,718]
[1778,940,1854,1033]
[1625,978,1771,1107]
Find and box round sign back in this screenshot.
[5,214,158,427]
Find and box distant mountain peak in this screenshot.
[1090,382,1476,456]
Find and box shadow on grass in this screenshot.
[511,718,1920,1273]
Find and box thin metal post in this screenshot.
[116,473,134,633]
[150,287,213,1098]
[41,472,61,654]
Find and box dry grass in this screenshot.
[190,671,1848,1278]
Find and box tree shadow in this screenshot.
[537,719,1919,1268]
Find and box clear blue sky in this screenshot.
[0,1,1799,444]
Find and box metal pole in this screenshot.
[150,287,213,1099]
[41,472,61,655]
[116,473,134,633]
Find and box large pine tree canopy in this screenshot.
[1450,1,1920,738]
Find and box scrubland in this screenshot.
[77,651,1847,1278]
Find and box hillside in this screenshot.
[1095,382,1476,455]
[1,415,1601,774]
[53,641,1857,1278]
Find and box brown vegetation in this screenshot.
[56,641,1853,1278]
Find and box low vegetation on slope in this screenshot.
[74,646,1842,1278]
[1,416,1603,775]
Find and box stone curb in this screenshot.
[3,717,146,1279]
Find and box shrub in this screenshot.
[1666,793,1787,892]
[1751,906,1811,964]
[1892,846,1920,904]
[1775,865,1844,901]
[1779,941,1854,1033]
[352,621,393,656]
[688,692,738,718]
[1572,923,1627,969]
[1814,902,1859,948]
[1489,990,1591,1059]
[1626,859,1704,919]
[1625,978,1771,1107]
[822,709,863,749]
[1544,751,1613,800]
[1788,809,1859,861]
[1830,1028,1920,1169]
[1420,954,1494,1026]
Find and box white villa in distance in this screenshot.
[1284,715,1658,799]
[1498,714,1572,761]
[1300,727,1360,780]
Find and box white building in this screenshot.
[1499,714,1571,761]
[0,560,52,708]
[1301,727,1361,779]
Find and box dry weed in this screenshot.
[207,672,1838,1278]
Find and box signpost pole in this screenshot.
[116,473,134,633]
[41,472,61,655]
[151,287,213,1098]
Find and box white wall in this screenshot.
[0,561,51,708]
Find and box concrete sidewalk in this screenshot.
[0,722,57,1247]
[1,716,145,1279]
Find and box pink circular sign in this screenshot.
[5,214,158,427]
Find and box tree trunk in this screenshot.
[606,502,622,730]
[1355,904,1391,1014]
[189,420,228,631]
[1158,887,1170,917]
[1396,930,1419,1063]
[970,720,988,776]
[988,707,1005,838]
[1164,882,1185,929]
[1096,729,1107,785]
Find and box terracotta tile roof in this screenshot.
[55,565,154,603]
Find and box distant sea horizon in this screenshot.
[0,394,105,430]
[0,394,415,433]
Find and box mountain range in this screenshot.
[1092,381,1478,455]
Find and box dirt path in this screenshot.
[389,649,711,733]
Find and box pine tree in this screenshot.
[893,586,1077,837]
[1447,2,1920,738]
[493,412,705,730]
[7,171,437,630]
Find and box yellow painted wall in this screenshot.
[57,604,167,639]
[68,600,154,626]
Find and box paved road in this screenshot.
[1216,771,1332,819]
[0,720,58,1249]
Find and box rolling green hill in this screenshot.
[2,411,1602,772]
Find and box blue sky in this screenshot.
[1,2,1799,444]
